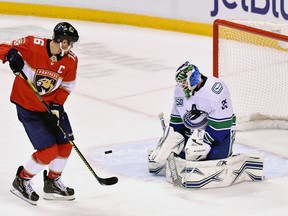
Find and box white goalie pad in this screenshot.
[149,126,185,163]
[148,149,166,175]
[165,153,264,189]
[148,127,185,175]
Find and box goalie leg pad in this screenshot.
[165,153,264,189]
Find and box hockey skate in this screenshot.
[43,170,75,201]
[10,166,39,206]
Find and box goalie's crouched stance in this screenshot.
[148,61,264,189]
[148,128,264,189]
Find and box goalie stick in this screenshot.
[158,113,182,187]
[19,71,118,186]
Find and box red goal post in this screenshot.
[213,19,288,130]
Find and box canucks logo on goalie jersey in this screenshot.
[183,104,208,130]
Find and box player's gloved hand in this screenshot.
[5,48,24,76]
[46,103,64,127]
[185,129,211,161]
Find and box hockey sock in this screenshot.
[47,169,61,180]
[48,157,69,179]
[20,168,34,179]
[22,153,48,178]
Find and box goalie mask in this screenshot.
[175,61,201,97]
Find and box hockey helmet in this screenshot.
[175,61,201,97]
[52,22,79,44]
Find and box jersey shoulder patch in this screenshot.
[175,97,184,106]
[12,37,26,46]
[211,82,223,94]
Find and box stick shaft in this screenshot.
[158,112,166,131]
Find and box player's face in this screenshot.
[179,80,188,90]
[61,40,71,51]
[177,79,192,97]
[59,39,77,56]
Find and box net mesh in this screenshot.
[215,20,288,130]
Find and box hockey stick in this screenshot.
[19,71,118,186]
[158,113,182,187]
[158,112,165,133]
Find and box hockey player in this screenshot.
[149,61,236,169]
[148,63,266,189]
[0,22,79,205]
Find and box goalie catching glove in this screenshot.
[185,129,211,161]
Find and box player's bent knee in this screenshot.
[33,144,58,164]
[58,143,72,157]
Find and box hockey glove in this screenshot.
[185,129,211,161]
[6,48,24,76]
[46,103,64,127]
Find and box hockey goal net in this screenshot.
[213,19,288,130]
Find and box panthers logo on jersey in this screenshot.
[34,69,59,95]
[183,104,208,130]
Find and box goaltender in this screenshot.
[150,60,236,163]
[146,61,263,189]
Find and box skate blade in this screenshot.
[10,188,37,206]
[43,192,75,201]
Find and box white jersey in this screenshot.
[170,75,236,159]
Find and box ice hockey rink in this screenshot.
[0,14,288,216]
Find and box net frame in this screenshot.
[213,19,288,130]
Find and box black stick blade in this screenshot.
[99,176,118,186]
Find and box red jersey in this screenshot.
[0,36,78,112]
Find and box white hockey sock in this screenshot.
[48,157,68,175]
[24,156,47,176]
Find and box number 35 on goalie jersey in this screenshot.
[0,35,78,112]
[169,76,236,160]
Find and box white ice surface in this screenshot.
[0,15,288,216]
